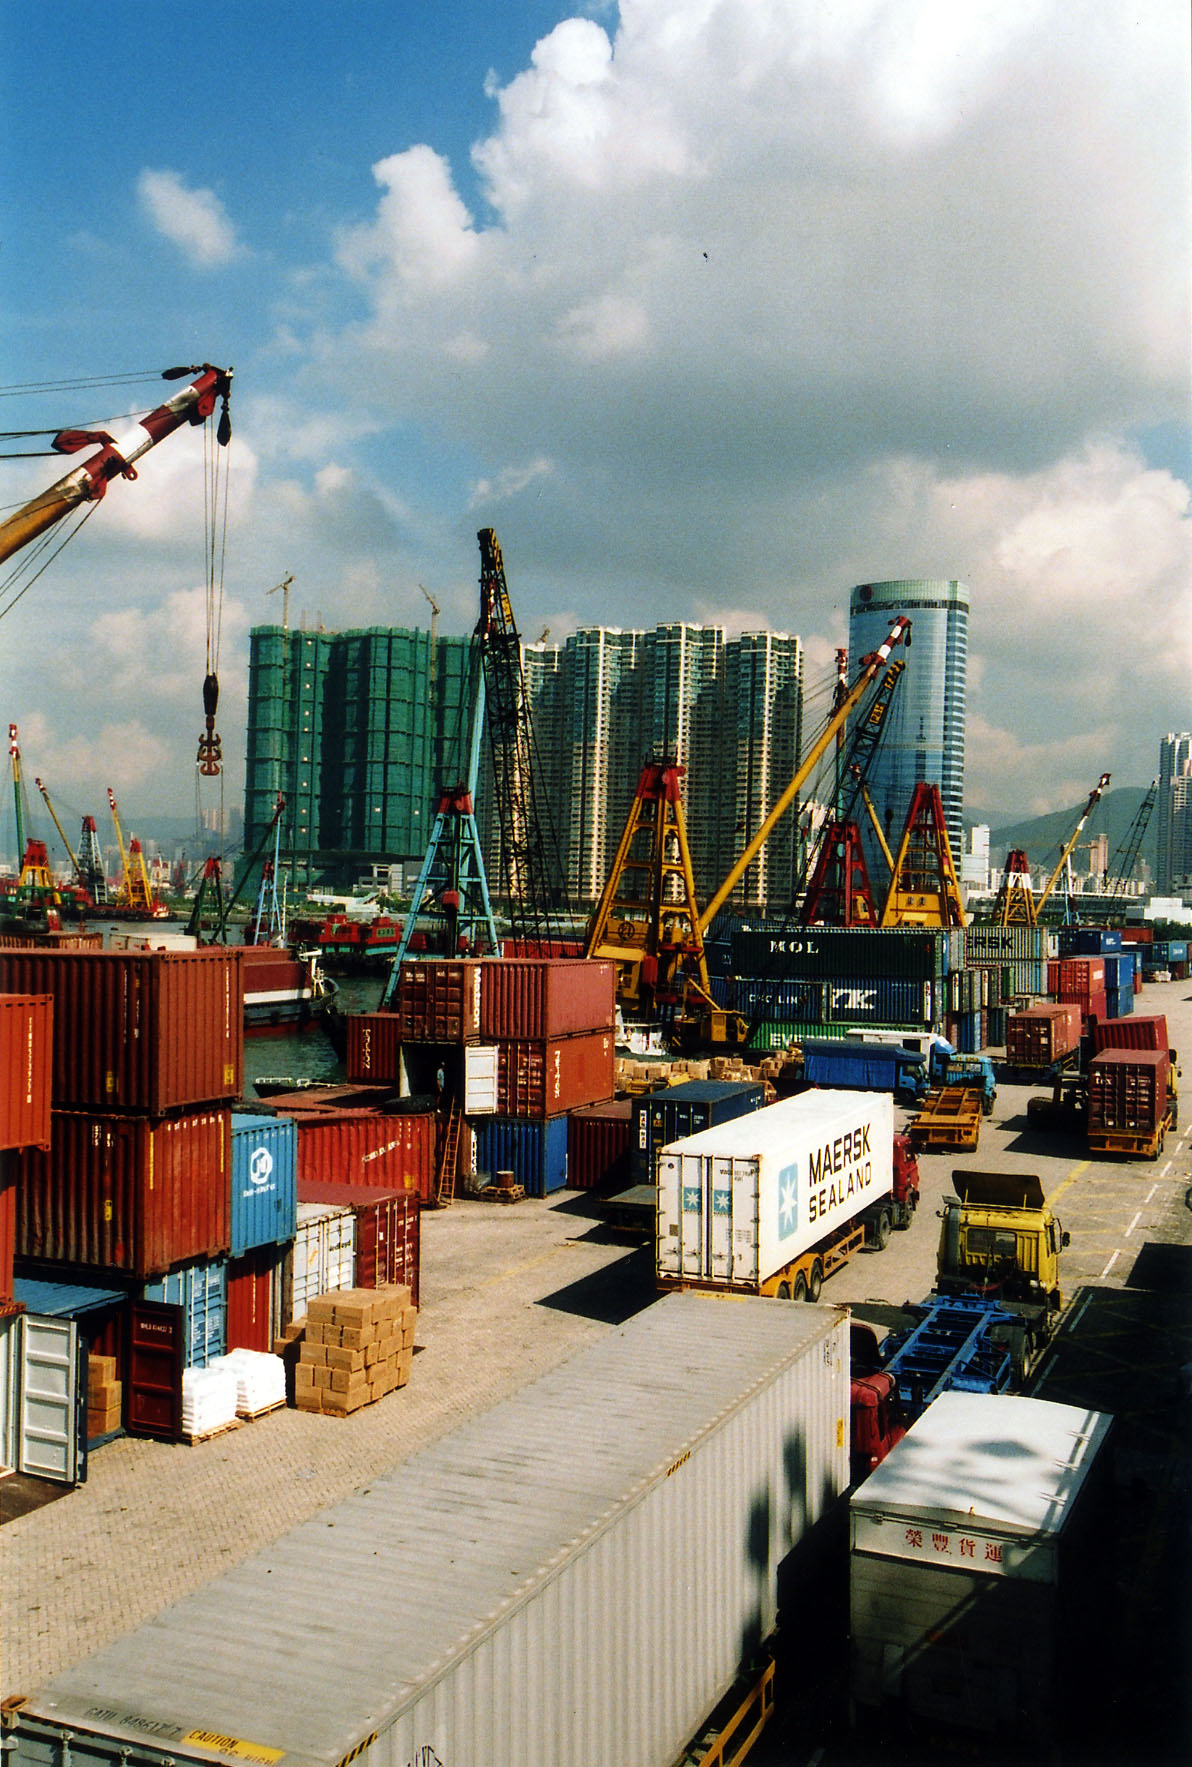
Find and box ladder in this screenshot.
[436,1097,463,1208]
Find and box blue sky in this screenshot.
[1,0,1188,845]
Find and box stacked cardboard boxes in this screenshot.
[87,1353,122,1438]
[291,1284,417,1416]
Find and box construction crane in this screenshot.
[988,772,1112,927]
[879,783,966,928]
[1105,780,1157,897]
[475,528,571,948]
[107,787,157,916]
[800,659,905,928]
[34,775,87,894]
[267,573,295,631]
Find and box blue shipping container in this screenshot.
[144,1258,227,1368]
[1105,988,1134,1019]
[1058,928,1124,955]
[229,1113,298,1257]
[474,1115,568,1198]
[1103,953,1136,992]
[729,976,824,1023]
[632,1080,765,1184]
[820,976,934,1028]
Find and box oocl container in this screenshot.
[496,1031,614,1118]
[229,1113,298,1257]
[478,956,615,1040]
[5,1292,847,1767]
[0,948,243,1112]
[297,1180,420,1304]
[0,993,52,1152]
[16,1107,231,1278]
[657,1090,894,1289]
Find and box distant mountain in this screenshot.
[969,786,1155,881]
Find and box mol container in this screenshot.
[850,1391,1113,1743]
[632,1078,765,1185]
[4,1292,847,1767]
[0,993,51,1152]
[478,955,615,1040]
[228,1113,297,1257]
[658,1090,894,1293]
[0,947,242,1112]
[16,1108,231,1278]
[496,1030,614,1118]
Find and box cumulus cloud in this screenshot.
[137,168,240,267]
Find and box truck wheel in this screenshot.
[807,1260,823,1302]
[792,1273,807,1302]
[875,1209,892,1251]
[776,1280,791,1300]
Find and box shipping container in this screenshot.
[964,925,1047,965]
[226,1244,284,1354]
[283,1200,356,1324]
[1087,1049,1170,1134]
[6,1292,848,1767]
[1103,952,1136,993]
[0,1152,14,1301]
[144,1257,227,1368]
[1057,927,1123,955]
[0,949,242,1112]
[284,1110,435,1203]
[1005,1003,1082,1068]
[16,1108,231,1278]
[850,1391,1112,1743]
[0,993,52,1152]
[821,975,936,1027]
[658,1090,894,1291]
[724,975,825,1024]
[732,924,956,982]
[497,1031,615,1118]
[344,1010,402,1084]
[479,956,615,1040]
[632,1078,765,1184]
[1047,956,1106,999]
[1090,1014,1169,1056]
[394,957,483,1042]
[296,1180,419,1304]
[229,1113,297,1257]
[472,1113,569,1197]
[567,1098,633,1191]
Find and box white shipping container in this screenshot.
[285,1200,356,1323]
[657,1089,894,1287]
[10,1294,849,1767]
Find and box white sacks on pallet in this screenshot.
[210,1348,287,1416]
[181,1364,239,1436]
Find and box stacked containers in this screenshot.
[297,1180,419,1304]
[1089,1015,1168,1056]
[1005,1003,1083,1070]
[222,1113,299,1357]
[964,924,1047,1001]
[727,925,966,1040]
[0,993,52,1303]
[281,1110,436,1204]
[1047,956,1107,1027]
[1103,951,1136,1019]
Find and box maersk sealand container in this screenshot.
[6,1292,848,1767]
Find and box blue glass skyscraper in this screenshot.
[848,578,969,867]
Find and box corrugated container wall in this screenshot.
[297,1180,420,1304]
[284,1201,355,1323]
[473,1114,569,1197]
[283,1110,435,1203]
[17,1108,231,1277]
[144,1257,228,1368]
[497,1032,615,1118]
[1005,1004,1082,1067]
[731,925,959,982]
[0,950,242,1112]
[394,958,483,1042]
[478,957,615,1040]
[567,1099,633,1191]
[226,1244,284,1354]
[344,1011,402,1084]
[229,1113,298,1257]
[0,993,52,1151]
[633,1080,765,1185]
[1088,1050,1169,1133]
[0,1152,14,1300]
[8,1294,848,1767]
[1090,1015,1168,1055]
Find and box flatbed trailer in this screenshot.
[1086,1113,1171,1160]
[909,1083,982,1152]
[880,1291,1022,1418]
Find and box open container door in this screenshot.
[124,1298,184,1442]
[16,1313,86,1485]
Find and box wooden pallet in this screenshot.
[236,1398,286,1422]
[181,1417,243,1447]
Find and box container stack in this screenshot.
[1046,955,1107,1027]
[1005,1002,1083,1071]
[0,992,52,1304]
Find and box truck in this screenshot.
[800,1038,928,1102]
[929,1048,997,1112]
[1086,1045,1178,1160]
[936,1168,1068,1351]
[850,1391,1114,1746]
[656,1089,919,1303]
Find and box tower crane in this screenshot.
[107,787,157,916]
[1105,781,1156,897]
[267,573,295,631]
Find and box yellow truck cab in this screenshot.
[937,1169,1068,1346]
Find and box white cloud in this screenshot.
[137,169,240,267]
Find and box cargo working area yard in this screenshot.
[1,975,1189,1767]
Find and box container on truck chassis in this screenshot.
[850,1391,1113,1746]
[1,1293,849,1767]
[800,1038,928,1102]
[657,1089,918,1302]
[1086,1046,1177,1159]
[908,1082,983,1152]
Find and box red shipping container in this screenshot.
[567,1099,632,1191]
[395,960,483,1043]
[226,1243,283,1353]
[16,1106,231,1278]
[297,1180,420,1305]
[265,1082,395,1112]
[1047,957,1106,998]
[288,1111,435,1204]
[1081,990,1109,1026]
[479,958,615,1042]
[1006,1003,1082,1067]
[0,929,103,952]
[497,1032,615,1118]
[1089,1016,1171,1057]
[0,1153,15,1301]
[0,993,52,1152]
[1088,1049,1170,1133]
[345,1012,403,1084]
[0,949,243,1113]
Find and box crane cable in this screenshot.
[0,500,101,623]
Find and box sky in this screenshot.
[0,0,1188,851]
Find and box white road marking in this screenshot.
[1146,1183,1160,1203]
[1126,1211,1143,1237]
[1100,1250,1121,1279]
